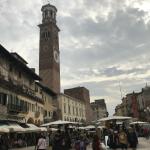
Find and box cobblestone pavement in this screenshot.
[136,137,150,150]
[10,137,150,150]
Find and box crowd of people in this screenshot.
[0,122,150,150]
[35,123,150,150]
[107,127,138,150]
[35,129,103,150]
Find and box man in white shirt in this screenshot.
[37,135,47,150]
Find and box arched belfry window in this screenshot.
[48,32,50,37]
[53,12,55,19]
[45,10,48,18]
[48,11,50,17]
[51,11,53,17]
[42,31,51,41]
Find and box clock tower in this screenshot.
[39,3,60,94]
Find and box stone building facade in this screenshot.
[91,99,108,121]
[0,45,44,125]
[64,87,93,123]
[114,104,124,116]
[57,93,86,122]
[35,82,58,123]
[137,87,150,121]
[115,92,139,118]
[115,86,150,121]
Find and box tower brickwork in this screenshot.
[64,87,90,103]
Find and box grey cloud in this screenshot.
[60,6,150,72]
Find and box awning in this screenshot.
[39,127,47,132]
[41,120,71,127]
[84,125,95,130]
[23,124,41,133]
[78,127,85,130]
[51,128,58,131]
[0,125,10,133]
[98,116,131,122]
[0,124,26,133]
[8,124,26,132]
[130,121,149,125]
[97,126,105,129]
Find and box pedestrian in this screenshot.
[52,130,62,150]
[64,132,71,150]
[36,134,47,150]
[92,134,102,150]
[80,135,88,150]
[127,127,138,150]
[74,136,80,150]
[118,128,128,150]
[143,128,149,139]
[0,134,9,150]
[107,129,118,149]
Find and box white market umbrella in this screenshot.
[8,124,26,132]
[40,127,47,132]
[130,121,149,125]
[0,125,10,133]
[49,128,58,131]
[69,122,83,125]
[84,125,95,129]
[97,126,105,129]
[98,116,131,122]
[78,127,85,130]
[41,120,71,127]
[24,124,41,133]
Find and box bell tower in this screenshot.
[39,3,60,94]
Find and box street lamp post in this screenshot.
[144,107,150,122]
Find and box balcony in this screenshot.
[0,75,44,104]
[22,85,35,96]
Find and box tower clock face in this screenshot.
[53,50,59,63]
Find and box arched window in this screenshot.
[51,11,53,17]
[48,32,50,37]
[45,10,48,18]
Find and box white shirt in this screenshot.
[37,138,47,149]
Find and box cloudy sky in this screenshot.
[1,0,150,115]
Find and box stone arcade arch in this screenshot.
[27,117,34,124]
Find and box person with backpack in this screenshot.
[118,128,128,150]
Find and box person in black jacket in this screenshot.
[107,130,119,149]
[127,127,138,150]
[0,134,9,150]
[52,130,63,150]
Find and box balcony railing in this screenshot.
[0,75,44,104]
